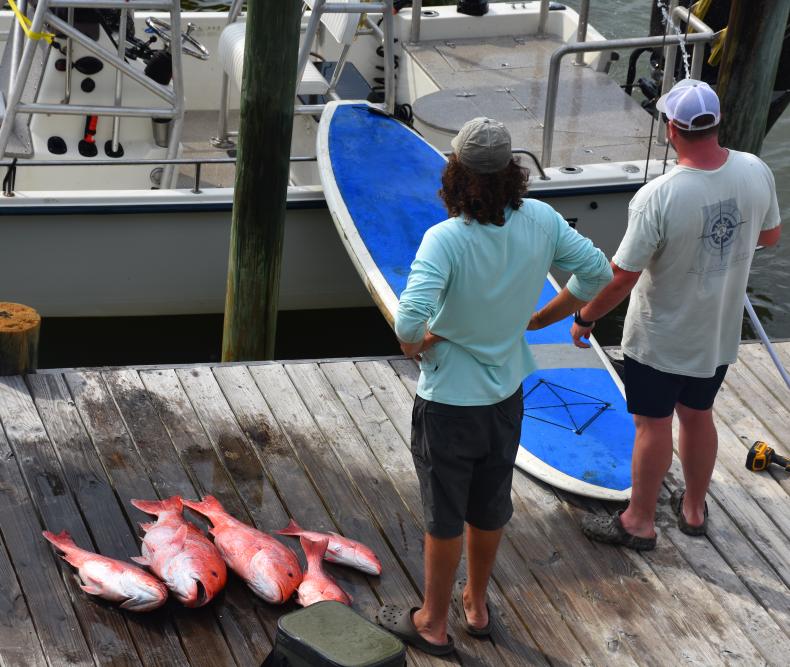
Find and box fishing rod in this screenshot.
[743,294,790,391]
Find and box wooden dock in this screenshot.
[0,343,789,666]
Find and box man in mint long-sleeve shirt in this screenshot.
[377,118,612,656]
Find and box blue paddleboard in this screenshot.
[317,101,634,500]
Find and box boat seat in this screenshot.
[219,22,330,96]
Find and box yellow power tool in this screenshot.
[746,441,790,472]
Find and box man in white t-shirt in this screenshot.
[571,79,782,550]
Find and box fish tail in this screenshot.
[130,496,183,516]
[182,494,224,519]
[42,529,77,552]
[275,518,304,536]
[300,535,329,566]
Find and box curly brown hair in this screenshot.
[439,154,529,226]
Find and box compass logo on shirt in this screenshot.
[699,198,747,262]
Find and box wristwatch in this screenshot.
[574,310,596,328]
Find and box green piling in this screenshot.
[221,1,302,361]
[717,0,790,154]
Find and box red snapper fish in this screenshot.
[130,496,227,607]
[296,535,352,607]
[43,530,168,612]
[182,495,302,604]
[275,519,382,576]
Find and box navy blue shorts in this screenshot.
[623,355,728,418]
[410,386,523,539]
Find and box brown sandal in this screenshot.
[581,511,657,551]
[670,488,708,536]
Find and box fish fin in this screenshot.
[80,584,103,595]
[171,525,188,551]
[182,494,224,521]
[130,556,150,566]
[130,496,183,516]
[275,518,304,536]
[42,529,76,551]
[138,521,155,532]
[300,535,329,564]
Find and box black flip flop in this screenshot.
[376,604,455,656]
[453,579,492,637]
[581,510,657,551]
[670,488,708,536]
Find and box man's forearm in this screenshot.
[579,265,641,322]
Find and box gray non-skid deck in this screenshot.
[407,35,675,167]
[0,343,789,666]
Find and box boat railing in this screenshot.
[542,8,718,167]
[0,147,545,198]
[0,0,189,189]
[0,155,314,197]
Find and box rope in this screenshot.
[643,2,673,184]
[7,0,56,46]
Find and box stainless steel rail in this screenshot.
[46,13,176,104]
[16,103,177,117]
[441,148,549,180]
[538,0,550,35]
[211,0,245,149]
[111,9,128,154]
[574,0,590,65]
[409,0,423,43]
[0,155,317,197]
[542,31,716,167]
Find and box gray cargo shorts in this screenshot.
[410,385,523,539]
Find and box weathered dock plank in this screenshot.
[322,360,557,667]
[249,364,451,667]
[103,368,273,667]
[27,373,191,667]
[0,518,47,667]
[285,362,515,667]
[0,376,143,667]
[0,394,95,667]
[1,343,788,666]
[390,359,663,665]
[209,367,388,612]
[64,371,239,667]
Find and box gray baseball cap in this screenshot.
[450,117,512,174]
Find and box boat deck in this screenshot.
[177,110,240,189]
[0,343,788,666]
[406,34,675,167]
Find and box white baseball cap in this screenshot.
[450,117,512,173]
[656,79,721,131]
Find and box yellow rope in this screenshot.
[708,27,728,66]
[692,0,714,20]
[7,0,56,45]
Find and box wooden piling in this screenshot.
[221,1,302,361]
[717,0,790,154]
[0,302,40,375]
